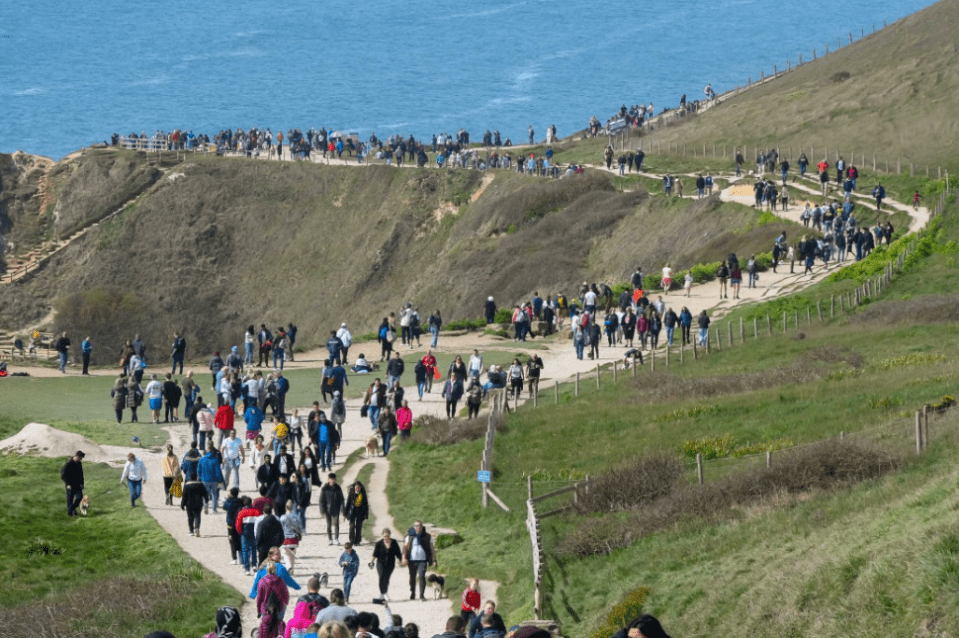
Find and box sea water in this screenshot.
[0,0,935,159]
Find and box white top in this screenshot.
[121,458,148,482]
[407,533,427,562]
[468,354,483,373]
[583,290,597,305]
[336,327,353,348]
[662,267,672,280]
[144,380,162,399]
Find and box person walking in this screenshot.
[181,470,208,536]
[428,310,442,348]
[162,444,179,506]
[60,451,85,516]
[378,406,398,456]
[110,375,128,423]
[320,473,345,545]
[339,542,360,603]
[442,373,464,419]
[80,336,92,375]
[344,481,369,546]
[372,528,403,600]
[55,332,71,373]
[198,444,225,514]
[120,452,148,508]
[171,332,186,375]
[403,520,436,601]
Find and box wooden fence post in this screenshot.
[665,346,670,367]
[916,411,923,454]
[596,364,601,390]
[807,307,811,325]
[651,349,655,371]
[766,451,772,468]
[783,312,787,332]
[795,310,799,329]
[554,380,559,404]
[613,360,617,383]
[767,314,772,335]
[817,301,823,322]
[575,372,579,396]
[680,344,685,364]
[753,317,758,339]
[831,295,835,317]
[728,322,733,346]
[740,317,745,343]
[696,453,704,484]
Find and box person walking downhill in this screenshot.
[320,473,345,546]
[60,451,85,517]
[403,520,437,601]
[344,481,369,546]
[372,528,403,600]
[120,452,148,508]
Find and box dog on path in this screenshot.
[365,435,379,458]
[79,495,90,516]
[426,573,446,599]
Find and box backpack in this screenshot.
[379,326,389,340]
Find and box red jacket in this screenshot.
[236,507,261,534]
[215,405,235,431]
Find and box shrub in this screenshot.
[494,308,514,324]
[444,317,486,331]
[410,413,507,446]
[874,353,947,370]
[558,440,901,558]
[587,588,652,638]
[574,455,685,514]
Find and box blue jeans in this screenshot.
[748,272,758,287]
[172,353,184,375]
[698,328,709,346]
[417,381,426,399]
[666,327,675,346]
[343,571,356,601]
[388,375,400,389]
[273,348,285,370]
[127,479,142,507]
[430,325,439,348]
[574,340,584,360]
[241,526,256,571]
[66,487,83,516]
[203,481,220,512]
[382,431,392,456]
[59,351,68,372]
[319,441,332,470]
[368,406,381,430]
[244,342,254,364]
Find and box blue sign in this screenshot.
[477,471,491,483]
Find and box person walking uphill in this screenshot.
[61,451,85,516]
[320,473,345,545]
[403,520,436,601]
[55,332,71,373]
[120,452,148,508]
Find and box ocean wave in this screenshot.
[12,87,43,96]
[448,2,527,19]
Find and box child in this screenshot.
[683,272,693,297]
[339,542,360,603]
[461,578,481,624]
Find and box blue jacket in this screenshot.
[197,453,224,484]
[248,564,300,598]
[339,550,359,576]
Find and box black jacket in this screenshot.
[387,358,405,377]
[344,486,369,522]
[60,458,84,489]
[181,481,208,511]
[320,483,345,517]
[256,514,285,551]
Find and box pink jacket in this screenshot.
[256,574,290,616]
[284,601,316,638]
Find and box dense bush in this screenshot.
[410,413,507,446]
[557,439,902,558]
[574,455,685,514]
[586,588,651,638]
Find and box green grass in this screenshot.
[0,455,241,637]
[0,375,168,446]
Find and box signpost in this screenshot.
[477,470,491,483]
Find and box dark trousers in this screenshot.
[186,506,202,533]
[408,560,427,596]
[115,407,124,423]
[446,400,458,418]
[348,517,364,544]
[325,513,340,540]
[228,526,242,560]
[82,352,90,375]
[66,486,83,516]
[681,325,691,344]
[377,563,395,595]
[163,476,174,504]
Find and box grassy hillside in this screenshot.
[1,149,792,363]
[386,200,959,637]
[640,0,959,174]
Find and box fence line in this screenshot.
[480,389,509,510]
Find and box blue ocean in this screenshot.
[0,0,935,159]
